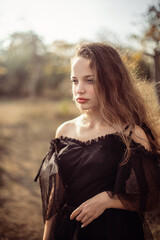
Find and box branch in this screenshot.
[143,52,154,58]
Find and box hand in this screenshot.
[70,192,110,228]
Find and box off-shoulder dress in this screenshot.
[35,124,160,240]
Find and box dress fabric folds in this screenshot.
[35,124,160,240]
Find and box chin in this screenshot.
[76,103,97,112]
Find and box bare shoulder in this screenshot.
[55,116,80,138]
[130,124,151,151]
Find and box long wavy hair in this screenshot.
[72,42,160,161]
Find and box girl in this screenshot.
[35,42,160,240]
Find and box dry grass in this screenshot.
[136,81,160,122]
[0,97,78,240]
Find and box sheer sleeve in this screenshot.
[107,125,160,240]
[112,144,160,213]
[34,139,66,222]
[109,143,160,240]
[107,123,160,214]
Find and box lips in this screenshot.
[76,97,89,103]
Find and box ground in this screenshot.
[0,97,77,240]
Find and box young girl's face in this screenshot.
[71,57,98,111]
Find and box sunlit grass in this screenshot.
[137,81,159,120]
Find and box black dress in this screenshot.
[35,124,160,240]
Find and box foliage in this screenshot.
[130,1,160,103]
[142,1,160,49]
[120,49,152,81]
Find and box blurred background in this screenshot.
[0,0,160,239]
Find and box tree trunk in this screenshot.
[154,49,160,104]
[28,64,41,97]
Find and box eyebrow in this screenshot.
[70,75,95,78]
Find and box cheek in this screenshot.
[90,86,97,98]
[72,86,76,96]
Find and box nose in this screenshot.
[76,82,86,94]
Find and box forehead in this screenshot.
[71,57,93,76]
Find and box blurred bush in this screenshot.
[0,32,74,99]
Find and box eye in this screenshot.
[70,79,78,84]
[87,79,95,84]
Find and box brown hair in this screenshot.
[72,42,160,161]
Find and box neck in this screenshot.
[81,108,109,128]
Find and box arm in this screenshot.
[70,190,138,228]
[42,183,57,240]
[43,215,56,240]
[42,125,66,240]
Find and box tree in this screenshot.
[141,1,160,103]
[1,31,46,97]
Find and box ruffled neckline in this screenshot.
[50,132,156,156]
[58,132,119,146]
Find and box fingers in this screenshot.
[71,209,94,228]
[76,211,85,221]
[81,217,93,228]
[80,215,89,224]
[75,213,93,228]
[70,207,82,220]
